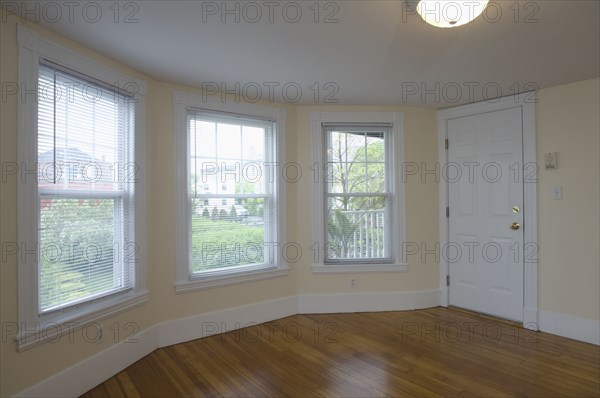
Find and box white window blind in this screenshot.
[187,110,278,274]
[323,124,394,263]
[37,61,135,313]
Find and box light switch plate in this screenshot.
[545,152,558,169]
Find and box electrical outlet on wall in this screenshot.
[350,278,357,289]
[552,186,563,200]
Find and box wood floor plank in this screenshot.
[114,372,141,398]
[81,308,600,397]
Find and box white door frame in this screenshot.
[437,93,538,330]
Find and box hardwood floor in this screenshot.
[81,308,600,397]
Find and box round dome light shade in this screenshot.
[416,0,489,28]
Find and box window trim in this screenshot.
[16,25,148,351]
[310,111,407,273]
[173,91,289,293]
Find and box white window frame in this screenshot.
[174,91,289,293]
[16,25,148,351]
[311,111,407,273]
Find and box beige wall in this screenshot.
[536,78,600,320]
[1,12,598,397]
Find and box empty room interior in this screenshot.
[1,0,599,397]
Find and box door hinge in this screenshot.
[445,139,449,150]
[446,206,449,218]
[446,274,450,286]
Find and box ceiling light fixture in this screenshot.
[416,0,489,28]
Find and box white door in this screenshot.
[448,107,524,321]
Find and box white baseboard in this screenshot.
[15,324,158,398]
[13,290,438,397]
[298,289,441,313]
[15,290,598,397]
[13,296,298,398]
[538,310,600,345]
[157,295,298,347]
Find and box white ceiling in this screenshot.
[11,0,600,107]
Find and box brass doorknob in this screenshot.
[510,222,520,230]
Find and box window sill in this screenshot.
[312,263,408,273]
[175,264,290,294]
[16,290,150,352]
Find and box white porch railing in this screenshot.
[328,209,386,259]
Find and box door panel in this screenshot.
[448,107,524,321]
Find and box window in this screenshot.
[324,126,391,262]
[174,92,288,292]
[311,112,406,273]
[17,26,147,350]
[37,62,136,312]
